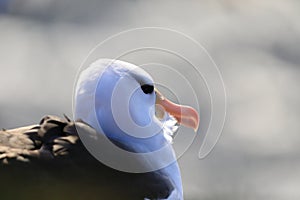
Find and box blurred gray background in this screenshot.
[0,0,300,199]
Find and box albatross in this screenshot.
[0,59,199,200]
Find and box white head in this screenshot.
[74,59,199,199]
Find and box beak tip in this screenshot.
[193,119,199,133]
[192,111,200,133]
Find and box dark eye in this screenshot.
[141,84,154,94]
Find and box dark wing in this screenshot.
[0,115,78,164]
[0,115,174,200]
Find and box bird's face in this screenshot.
[75,59,199,142]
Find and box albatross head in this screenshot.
[74,59,199,200]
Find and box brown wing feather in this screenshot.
[0,115,79,164]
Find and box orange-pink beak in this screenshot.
[155,89,199,132]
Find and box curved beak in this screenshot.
[155,89,199,132]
